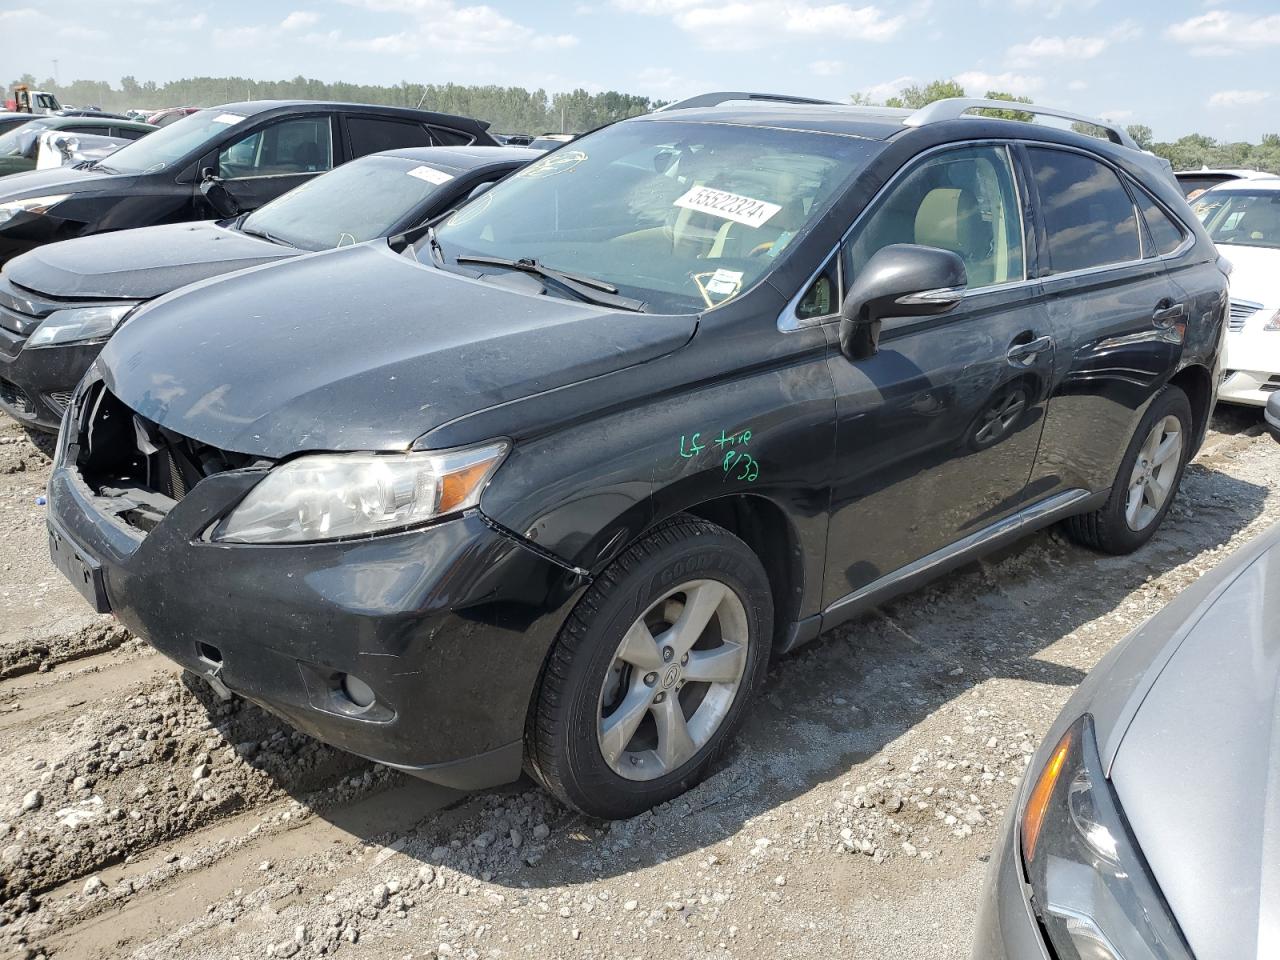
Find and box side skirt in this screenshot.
[778,488,1104,654]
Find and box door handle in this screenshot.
[1152,300,1186,327]
[1007,334,1054,365]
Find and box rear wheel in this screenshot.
[1064,385,1191,554]
[525,515,772,819]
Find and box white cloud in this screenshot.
[810,59,845,77]
[341,0,578,54]
[1099,108,1134,122]
[1006,21,1139,67]
[1208,89,1272,108]
[616,1,906,51]
[281,11,320,30]
[1005,0,1098,18]
[858,75,916,102]
[146,13,208,32]
[1168,10,1280,55]
[953,71,1043,96]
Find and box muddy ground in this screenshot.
[0,406,1275,960]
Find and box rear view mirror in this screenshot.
[467,181,495,201]
[1266,392,1280,444]
[199,166,241,219]
[839,244,967,361]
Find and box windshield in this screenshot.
[1202,190,1280,250]
[0,120,50,158]
[428,119,876,313]
[100,108,246,174]
[241,155,459,251]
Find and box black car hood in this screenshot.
[8,222,291,300]
[99,242,697,457]
[0,164,120,200]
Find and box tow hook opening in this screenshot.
[196,641,223,666]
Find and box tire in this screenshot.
[525,514,773,819]
[1063,385,1192,555]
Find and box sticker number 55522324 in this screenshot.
[673,186,781,229]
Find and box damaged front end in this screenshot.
[45,374,587,788]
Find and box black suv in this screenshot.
[46,96,1226,819]
[0,100,496,266]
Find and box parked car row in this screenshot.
[0,143,540,430]
[0,90,1266,960]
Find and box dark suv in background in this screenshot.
[0,100,496,265]
[47,95,1226,819]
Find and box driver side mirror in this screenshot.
[839,244,968,361]
[199,166,242,219]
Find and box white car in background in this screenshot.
[1199,179,1280,405]
[1175,167,1274,201]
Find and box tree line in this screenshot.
[9,72,1278,172]
[6,73,659,135]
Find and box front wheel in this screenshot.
[525,515,773,819]
[1063,385,1192,554]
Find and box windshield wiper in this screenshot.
[240,225,295,248]
[454,255,645,312]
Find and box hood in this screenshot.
[1218,243,1280,309]
[0,164,115,200]
[1109,533,1280,960]
[99,242,696,457]
[7,222,292,300]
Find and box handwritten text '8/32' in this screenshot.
[678,427,760,483]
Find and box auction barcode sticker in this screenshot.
[674,186,781,229]
[407,165,454,185]
[211,113,244,125]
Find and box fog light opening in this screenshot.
[339,673,376,709]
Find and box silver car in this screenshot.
[974,512,1280,959]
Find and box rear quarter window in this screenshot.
[1133,187,1187,258]
[346,116,435,158]
[1028,147,1141,275]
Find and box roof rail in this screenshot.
[903,98,1139,150]
[655,91,839,113]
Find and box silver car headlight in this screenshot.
[212,442,509,544]
[26,303,137,348]
[0,194,70,227]
[1021,716,1193,960]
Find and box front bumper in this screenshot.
[0,324,101,431]
[972,802,1051,960]
[1220,327,1280,406]
[46,459,587,789]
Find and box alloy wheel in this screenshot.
[597,579,749,781]
[1125,414,1183,531]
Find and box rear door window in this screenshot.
[219,116,333,180]
[346,116,435,158]
[1028,148,1141,275]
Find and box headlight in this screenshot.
[213,442,509,544]
[1021,716,1193,960]
[1264,309,1280,332]
[0,194,70,227]
[26,303,136,348]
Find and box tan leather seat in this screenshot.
[914,187,995,286]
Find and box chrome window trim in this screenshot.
[778,139,1029,331]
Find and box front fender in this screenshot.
[476,317,836,623]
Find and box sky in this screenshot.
[1,0,1277,141]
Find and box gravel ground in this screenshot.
[0,405,1275,960]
